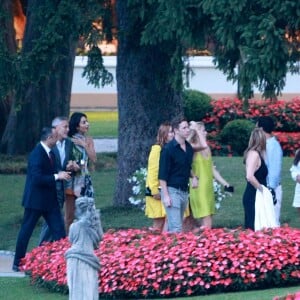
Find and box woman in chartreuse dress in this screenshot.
[187,121,232,229]
[145,123,174,232]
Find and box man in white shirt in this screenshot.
[257,116,283,226]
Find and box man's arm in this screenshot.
[267,141,282,188]
[158,147,171,206]
[159,179,171,207]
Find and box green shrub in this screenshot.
[0,153,116,174]
[0,155,28,174]
[220,119,255,155]
[183,89,212,121]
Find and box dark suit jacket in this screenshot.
[22,143,59,211]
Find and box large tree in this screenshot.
[141,0,300,100]
[0,0,113,154]
[1,0,299,207]
[114,0,300,205]
[113,1,185,206]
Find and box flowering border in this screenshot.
[21,226,300,298]
[203,97,300,156]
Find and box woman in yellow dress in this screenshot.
[145,123,174,232]
[188,121,232,229]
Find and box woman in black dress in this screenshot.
[242,128,267,230]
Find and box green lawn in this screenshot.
[0,153,299,299]
[83,111,118,138]
[0,277,299,300]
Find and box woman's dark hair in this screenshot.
[68,112,87,137]
[294,149,300,166]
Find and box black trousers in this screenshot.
[13,207,66,267]
[242,188,255,231]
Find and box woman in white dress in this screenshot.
[290,149,300,217]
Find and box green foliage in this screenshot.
[0,0,114,101]
[202,0,300,99]
[82,46,113,88]
[129,0,300,100]
[0,154,27,174]
[220,119,255,155]
[182,89,212,121]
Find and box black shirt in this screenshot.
[158,138,194,191]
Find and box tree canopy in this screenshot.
[0,0,113,154]
[136,0,300,99]
[0,0,299,206]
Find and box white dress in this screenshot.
[290,163,300,207]
[255,185,277,231]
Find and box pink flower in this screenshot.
[21,227,300,298]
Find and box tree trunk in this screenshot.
[1,0,76,154]
[0,0,17,142]
[114,1,182,206]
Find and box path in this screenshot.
[93,138,117,153]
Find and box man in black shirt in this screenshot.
[159,116,198,232]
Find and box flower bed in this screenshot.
[21,226,300,298]
[274,290,300,300]
[202,97,300,156]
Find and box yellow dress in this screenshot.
[145,145,166,218]
[189,152,215,218]
[145,145,190,218]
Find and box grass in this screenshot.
[0,107,298,299]
[0,145,299,299]
[82,111,118,138]
[0,277,299,300]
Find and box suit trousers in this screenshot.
[13,207,65,267]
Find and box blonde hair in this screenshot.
[243,128,266,162]
[187,121,204,144]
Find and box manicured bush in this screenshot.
[0,155,27,174]
[183,89,212,121]
[204,98,245,132]
[21,227,300,299]
[220,119,255,156]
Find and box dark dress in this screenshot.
[242,154,268,230]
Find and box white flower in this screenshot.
[128,167,148,210]
[213,180,230,210]
[132,185,141,195]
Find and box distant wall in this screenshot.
[71,56,300,110]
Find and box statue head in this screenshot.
[75,196,95,219]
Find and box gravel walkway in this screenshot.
[94,138,117,153]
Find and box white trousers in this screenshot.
[274,185,282,226]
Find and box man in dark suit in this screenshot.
[12,127,71,272]
[39,117,73,244]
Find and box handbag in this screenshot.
[145,187,152,197]
[267,187,277,205]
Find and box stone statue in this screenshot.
[65,196,103,300]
